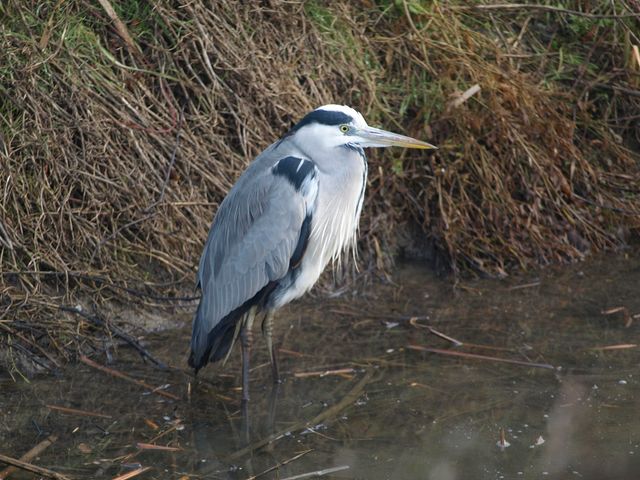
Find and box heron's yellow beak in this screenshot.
[356,126,437,149]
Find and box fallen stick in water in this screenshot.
[246,449,312,480]
[294,367,356,378]
[0,451,70,480]
[79,355,179,400]
[135,443,182,452]
[46,404,112,419]
[588,343,637,351]
[427,326,464,347]
[280,465,350,480]
[409,322,514,351]
[111,466,151,480]
[0,435,58,480]
[230,370,374,459]
[407,345,555,369]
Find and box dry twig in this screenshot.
[96,0,143,60]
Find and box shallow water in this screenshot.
[1,252,639,479]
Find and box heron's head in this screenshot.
[287,104,436,153]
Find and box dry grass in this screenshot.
[1,0,639,373]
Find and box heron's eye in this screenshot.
[339,124,350,133]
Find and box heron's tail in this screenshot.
[188,303,240,373]
[188,282,277,372]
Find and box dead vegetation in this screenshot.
[1,0,640,372]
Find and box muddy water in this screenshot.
[1,253,639,479]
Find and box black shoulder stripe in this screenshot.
[272,156,316,191]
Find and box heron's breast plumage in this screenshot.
[271,147,367,307]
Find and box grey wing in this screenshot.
[190,155,318,368]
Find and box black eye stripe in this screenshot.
[291,110,353,132]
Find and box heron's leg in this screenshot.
[262,310,280,384]
[266,381,281,435]
[241,395,251,445]
[240,307,256,403]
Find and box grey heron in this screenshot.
[189,104,436,401]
